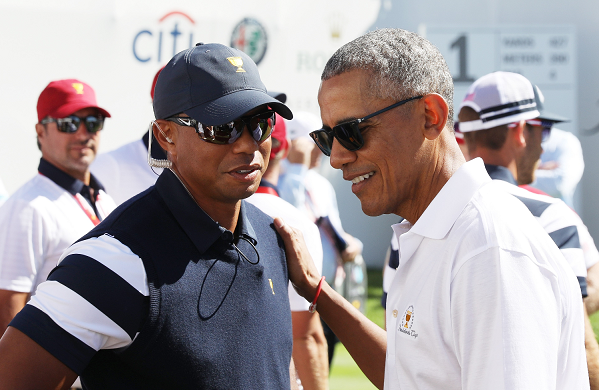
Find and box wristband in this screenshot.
[308,276,326,313]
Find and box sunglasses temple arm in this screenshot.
[361,95,423,122]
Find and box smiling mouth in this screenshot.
[351,171,375,184]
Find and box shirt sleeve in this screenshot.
[9,234,149,375]
[0,198,50,292]
[537,199,588,296]
[450,247,562,390]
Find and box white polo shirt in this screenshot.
[92,137,162,205]
[246,190,323,311]
[0,164,116,295]
[384,158,587,390]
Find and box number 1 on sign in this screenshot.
[450,35,475,83]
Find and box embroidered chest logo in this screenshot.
[398,305,418,339]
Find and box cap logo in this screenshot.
[227,56,246,73]
[72,83,84,94]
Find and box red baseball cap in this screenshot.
[37,79,111,122]
[270,113,289,160]
[150,66,165,100]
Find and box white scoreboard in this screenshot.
[423,25,577,135]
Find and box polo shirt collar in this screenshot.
[409,158,491,240]
[38,158,105,197]
[484,164,517,185]
[258,179,280,196]
[155,169,258,255]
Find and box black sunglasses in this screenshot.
[309,96,423,156]
[41,115,105,134]
[525,119,553,142]
[166,110,276,145]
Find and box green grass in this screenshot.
[591,310,599,340]
[328,268,384,390]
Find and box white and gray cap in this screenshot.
[458,71,540,132]
[286,111,322,140]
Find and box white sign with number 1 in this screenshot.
[423,25,577,134]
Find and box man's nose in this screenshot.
[329,139,356,169]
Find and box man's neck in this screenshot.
[399,138,466,224]
[169,166,240,232]
[469,148,518,183]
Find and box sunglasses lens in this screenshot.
[206,112,275,145]
[542,127,551,142]
[250,112,275,143]
[84,116,104,133]
[310,130,334,156]
[57,117,81,133]
[200,124,237,145]
[56,116,103,133]
[334,122,364,151]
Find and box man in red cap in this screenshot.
[0,79,116,334]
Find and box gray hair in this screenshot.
[322,28,454,128]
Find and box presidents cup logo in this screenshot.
[230,18,268,65]
[227,57,246,73]
[399,305,418,339]
[72,83,84,94]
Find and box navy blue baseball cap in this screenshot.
[533,85,569,123]
[153,43,292,124]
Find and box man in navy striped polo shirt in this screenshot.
[0,43,297,389]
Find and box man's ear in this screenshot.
[35,123,46,151]
[422,94,449,140]
[153,120,176,154]
[508,120,527,148]
[35,123,45,139]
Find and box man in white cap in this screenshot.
[459,71,599,388]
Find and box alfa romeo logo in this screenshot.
[231,18,268,65]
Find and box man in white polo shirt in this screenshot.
[274,28,588,389]
[0,79,116,334]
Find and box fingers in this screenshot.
[274,217,320,299]
[274,217,308,265]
